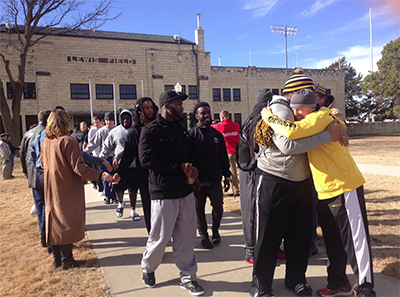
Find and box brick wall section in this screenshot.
[1,27,344,133]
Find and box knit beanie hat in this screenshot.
[256,89,272,105]
[290,89,317,108]
[283,74,314,93]
[315,83,327,96]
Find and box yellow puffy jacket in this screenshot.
[262,107,365,199]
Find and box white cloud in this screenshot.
[310,44,384,78]
[301,0,336,17]
[243,0,278,18]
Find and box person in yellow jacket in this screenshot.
[257,89,376,297]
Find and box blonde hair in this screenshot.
[220,110,229,120]
[46,109,70,139]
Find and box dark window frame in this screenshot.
[223,88,231,101]
[213,88,221,101]
[70,84,90,100]
[96,84,114,100]
[119,84,137,100]
[7,82,37,99]
[234,113,242,127]
[188,85,197,99]
[233,88,241,101]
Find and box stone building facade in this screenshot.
[1,15,344,133]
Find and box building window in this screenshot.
[223,88,231,101]
[233,89,241,101]
[188,85,197,99]
[272,88,280,95]
[120,85,137,99]
[181,85,186,94]
[6,82,36,99]
[213,89,221,101]
[25,115,37,131]
[70,84,90,99]
[327,89,331,95]
[213,113,220,122]
[6,82,13,99]
[234,113,242,127]
[96,84,113,99]
[164,85,174,91]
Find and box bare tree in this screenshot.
[0,0,119,141]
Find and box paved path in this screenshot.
[84,163,400,297]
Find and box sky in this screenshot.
[82,0,399,78]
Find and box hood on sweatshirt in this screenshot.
[119,109,133,129]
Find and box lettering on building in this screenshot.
[66,56,136,65]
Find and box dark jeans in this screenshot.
[99,157,116,200]
[194,181,224,239]
[35,171,46,247]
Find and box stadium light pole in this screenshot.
[270,25,298,68]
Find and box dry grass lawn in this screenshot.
[0,135,399,297]
[224,135,400,279]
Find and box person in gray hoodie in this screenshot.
[85,111,116,204]
[99,109,135,218]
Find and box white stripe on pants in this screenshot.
[344,189,373,284]
[141,192,198,283]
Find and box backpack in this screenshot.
[236,98,292,171]
[236,114,262,171]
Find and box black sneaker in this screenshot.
[142,272,155,288]
[355,282,376,297]
[290,283,312,296]
[200,238,213,249]
[212,231,221,245]
[180,280,204,296]
[104,197,111,204]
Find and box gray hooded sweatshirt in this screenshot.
[99,109,133,160]
[257,95,332,182]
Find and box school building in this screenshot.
[0,15,345,133]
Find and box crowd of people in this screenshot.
[9,70,377,297]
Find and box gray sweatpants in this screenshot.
[141,192,198,283]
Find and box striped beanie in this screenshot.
[283,74,314,93]
[315,83,327,96]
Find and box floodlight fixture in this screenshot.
[271,24,298,68]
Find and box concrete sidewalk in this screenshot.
[84,182,399,297]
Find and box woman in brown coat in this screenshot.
[41,109,112,270]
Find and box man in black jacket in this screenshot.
[139,89,204,296]
[113,97,158,233]
[189,102,230,250]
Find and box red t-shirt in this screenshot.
[212,119,240,154]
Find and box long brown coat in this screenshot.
[41,135,101,245]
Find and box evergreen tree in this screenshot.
[362,38,400,120]
[325,57,363,119]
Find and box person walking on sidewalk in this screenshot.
[139,89,204,296]
[212,110,240,196]
[113,97,158,233]
[99,109,135,218]
[188,102,231,250]
[20,109,51,248]
[85,111,116,204]
[40,109,112,270]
